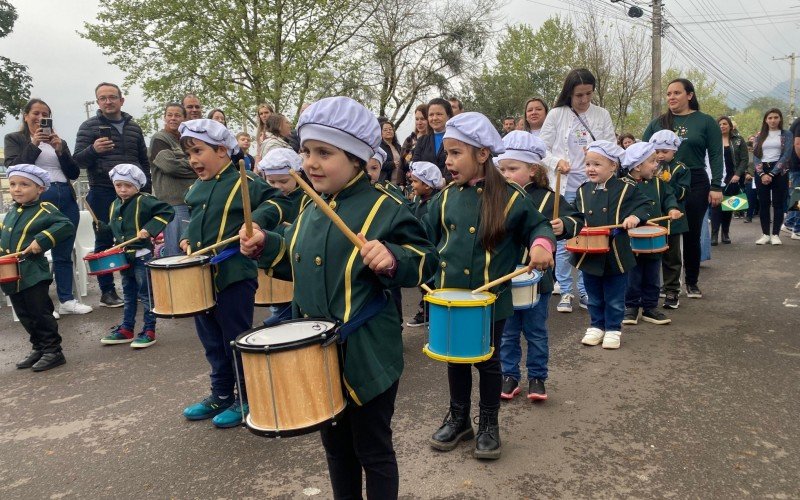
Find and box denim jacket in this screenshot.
[752,129,794,176]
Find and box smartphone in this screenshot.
[98,126,112,139]
[40,118,53,136]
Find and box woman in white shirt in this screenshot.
[539,68,616,313]
[751,108,795,245]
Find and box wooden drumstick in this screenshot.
[180,235,241,261]
[107,236,143,252]
[288,170,433,294]
[239,160,253,238]
[83,198,99,225]
[472,266,534,294]
[593,214,680,231]
[553,172,561,218]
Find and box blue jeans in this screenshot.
[194,279,256,399]
[625,258,661,310]
[500,292,551,380]
[783,172,800,232]
[86,186,118,294]
[40,182,79,302]
[162,204,190,257]
[555,191,585,297]
[121,255,156,331]
[745,181,758,219]
[583,272,627,332]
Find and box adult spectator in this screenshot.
[781,116,800,239]
[540,68,615,313]
[710,116,748,245]
[286,103,310,153]
[255,102,275,161]
[74,82,151,307]
[515,118,525,131]
[618,133,636,149]
[182,94,203,120]
[401,104,430,164]
[751,108,794,245]
[501,116,516,136]
[378,120,406,186]
[523,98,549,136]
[412,98,452,178]
[257,113,292,160]
[744,135,759,223]
[149,102,195,257]
[642,78,723,299]
[207,108,226,126]
[4,98,92,315]
[448,97,463,115]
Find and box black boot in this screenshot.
[31,352,66,372]
[711,230,719,246]
[16,350,42,369]
[721,232,731,244]
[430,402,474,451]
[473,405,501,459]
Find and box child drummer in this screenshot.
[97,164,174,348]
[178,119,289,429]
[573,141,651,350]
[621,143,682,327]
[239,96,438,499]
[1,165,74,371]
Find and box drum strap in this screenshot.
[338,292,389,343]
[209,247,239,264]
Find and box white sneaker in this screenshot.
[581,327,604,346]
[557,293,574,313]
[780,224,793,234]
[755,234,770,245]
[553,282,561,295]
[59,299,93,315]
[791,232,800,240]
[602,331,621,349]
[770,235,782,245]
[52,310,60,319]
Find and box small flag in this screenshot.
[721,193,748,212]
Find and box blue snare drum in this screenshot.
[511,266,543,310]
[628,225,669,254]
[83,247,130,276]
[423,289,496,363]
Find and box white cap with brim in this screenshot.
[443,112,505,155]
[649,129,682,151]
[7,164,51,190]
[179,118,240,156]
[621,142,656,171]
[586,140,626,165]
[257,148,303,176]
[109,163,147,190]
[297,96,381,163]
[497,130,547,164]
[410,161,444,189]
[371,147,387,165]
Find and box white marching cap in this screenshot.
[109,163,147,190]
[649,129,682,151]
[7,164,51,190]
[586,140,626,164]
[443,112,505,154]
[621,142,656,171]
[179,118,240,156]
[497,130,547,164]
[410,161,444,189]
[257,148,303,176]
[297,96,381,162]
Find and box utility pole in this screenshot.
[83,101,94,120]
[651,0,663,119]
[773,52,797,119]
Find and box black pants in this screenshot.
[710,206,732,235]
[755,172,789,235]
[9,281,62,353]
[661,233,683,294]
[683,186,709,287]
[320,381,399,500]
[447,319,506,409]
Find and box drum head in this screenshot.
[629,225,667,237]
[425,289,496,306]
[511,267,542,286]
[236,319,338,352]
[146,254,210,269]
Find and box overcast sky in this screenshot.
[1,0,797,151]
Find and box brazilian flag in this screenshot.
[721,193,748,212]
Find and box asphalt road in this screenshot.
[0,218,797,499]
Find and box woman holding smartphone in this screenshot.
[4,98,92,315]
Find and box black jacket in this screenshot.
[3,131,80,180]
[73,110,151,191]
[378,140,407,185]
[412,133,449,181]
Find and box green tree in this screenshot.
[0,0,33,126]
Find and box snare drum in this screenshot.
[423,289,495,363]
[0,256,20,284]
[629,225,668,254]
[511,266,542,310]
[146,255,214,317]
[255,269,294,306]
[234,320,346,437]
[566,228,611,254]
[84,247,130,275]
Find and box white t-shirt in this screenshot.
[760,130,781,162]
[565,114,592,192]
[35,142,68,184]
[529,129,541,138]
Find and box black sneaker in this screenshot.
[100,290,124,308]
[500,376,520,400]
[31,352,66,372]
[622,307,639,325]
[663,291,680,309]
[527,378,547,401]
[744,216,752,223]
[641,308,671,325]
[406,311,428,327]
[16,350,43,369]
[685,284,702,299]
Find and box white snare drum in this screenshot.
[511,266,542,310]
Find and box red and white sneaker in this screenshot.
[500,376,520,400]
[527,378,548,401]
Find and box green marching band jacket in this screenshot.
[523,184,585,294]
[257,172,439,406]
[96,192,175,271]
[274,187,311,236]
[374,180,413,208]
[0,201,75,295]
[572,176,651,277]
[660,160,690,234]
[423,180,556,322]
[625,173,679,260]
[182,162,290,292]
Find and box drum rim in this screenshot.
[87,263,132,275]
[566,246,610,254]
[511,266,542,286]
[423,288,497,307]
[146,254,211,269]
[83,248,126,261]
[243,405,347,438]
[234,318,340,353]
[152,304,215,318]
[423,343,495,363]
[579,227,611,236]
[0,256,19,264]
[632,245,669,254]
[628,226,668,237]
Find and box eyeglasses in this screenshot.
[97,96,121,103]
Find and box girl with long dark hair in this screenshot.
[751,108,794,245]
